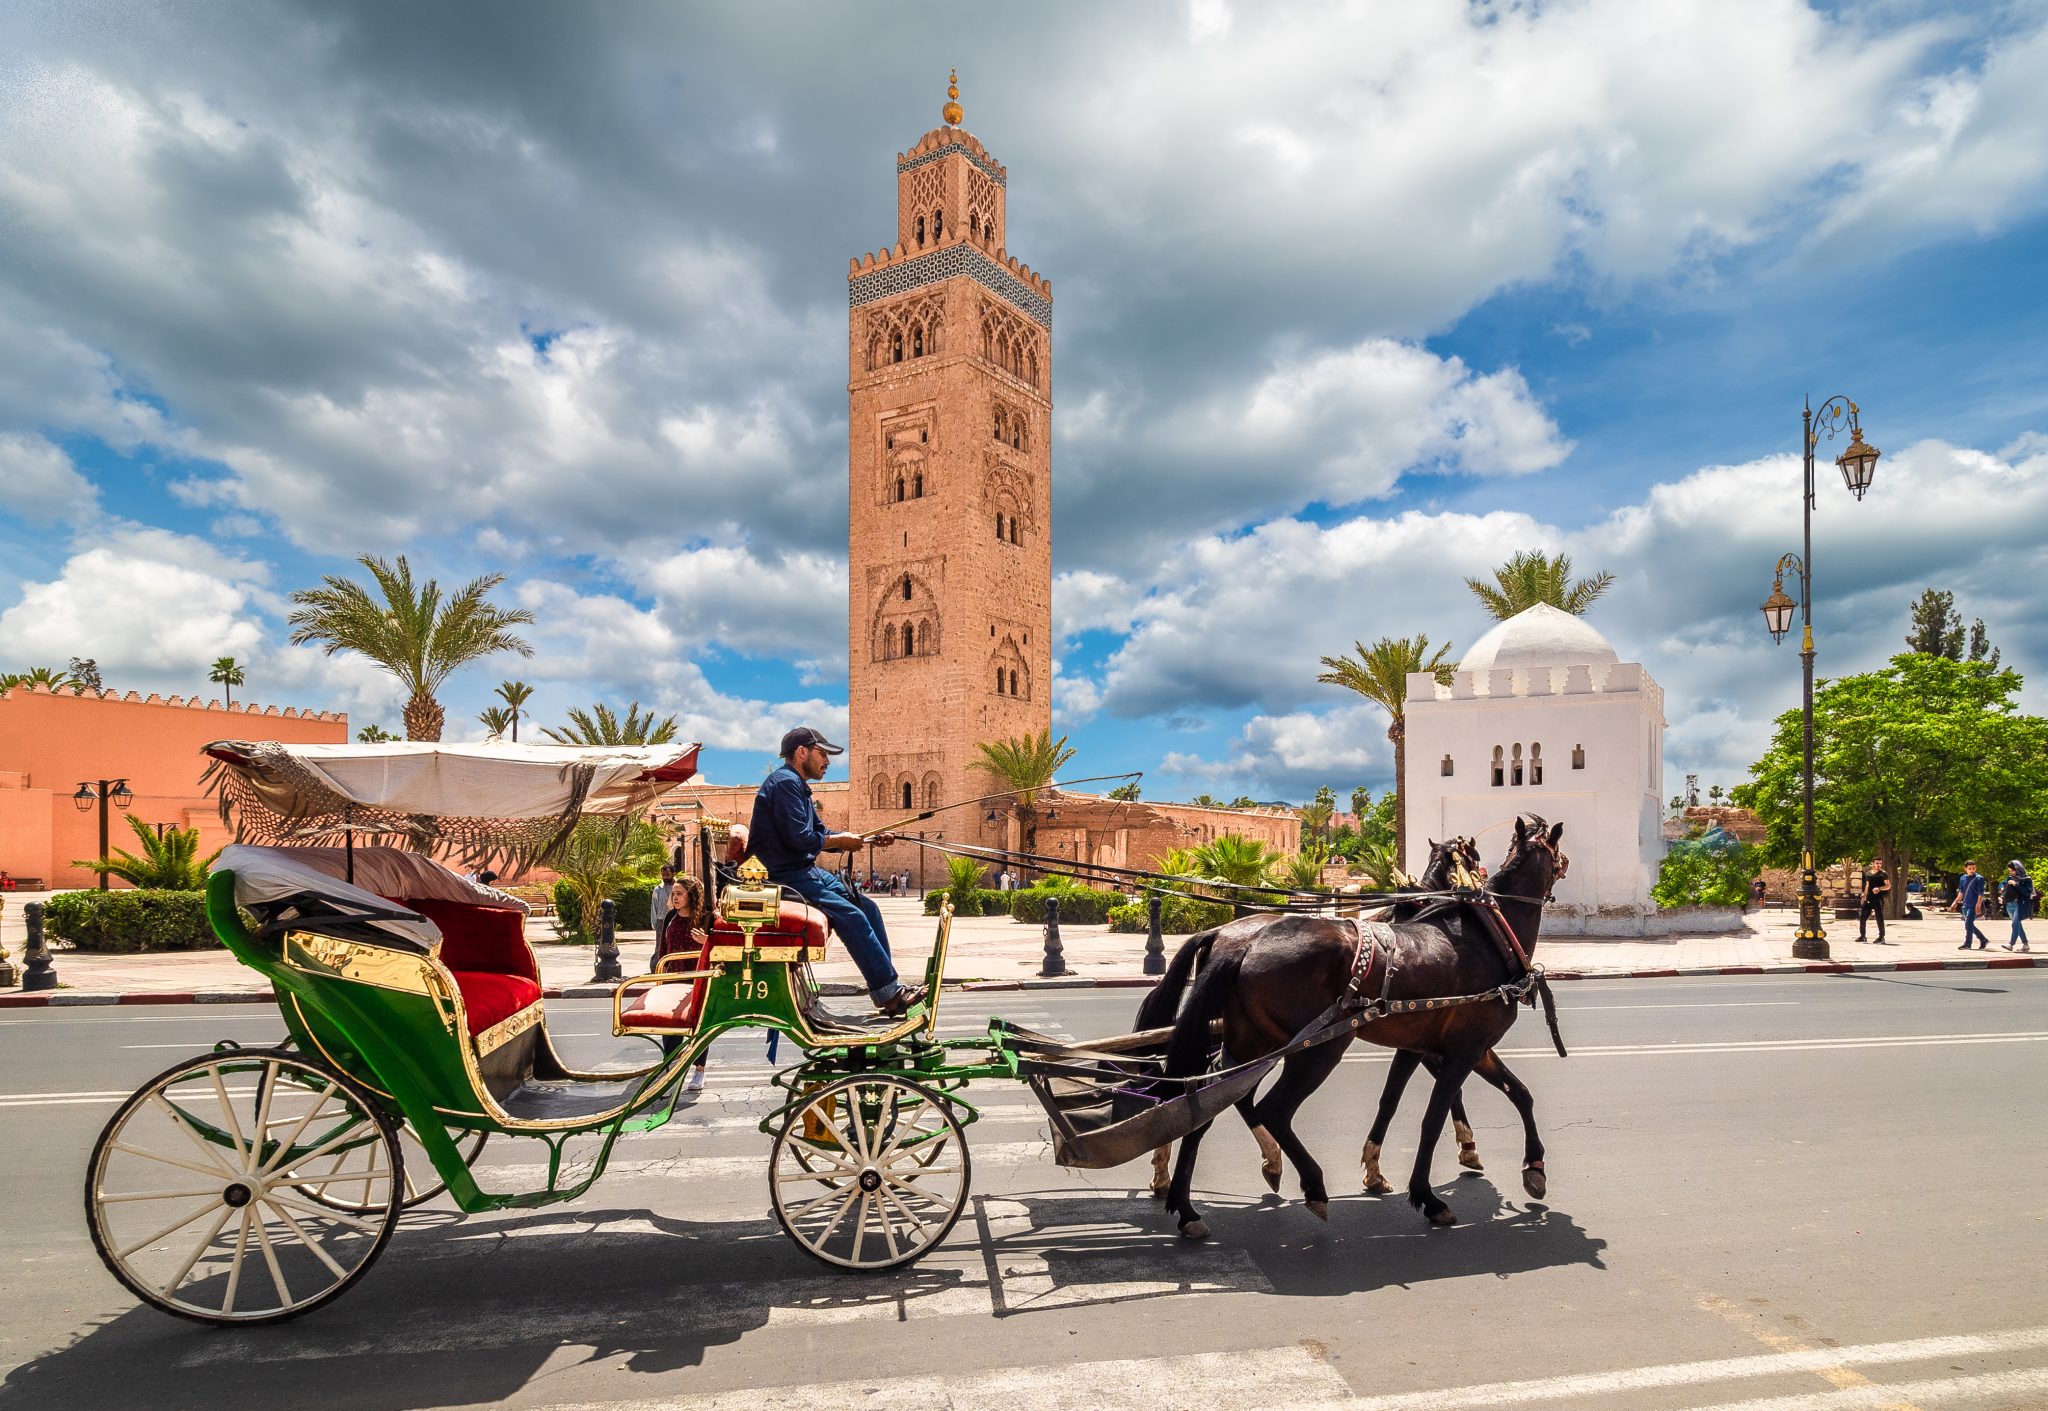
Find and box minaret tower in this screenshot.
[846,73,1053,854]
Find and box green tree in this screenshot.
[1733,654,2048,916]
[478,705,515,737]
[208,657,245,707]
[1299,785,1336,848]
[1189,793,1219,808]
[1107,781,1142,801]
[0,665,78,691]
[1317,634,1456,871]
[1277,841,1330,891]
[1651,833,1759,909]
[1349,786,1369,820]
[541,701,679,746]
[547,818,664,941]
[1707,784,1725,805]
[68,657,103,692]
[288,555,534,741]
[1229,794,1257,809]
[973,729,1078,870]
[72,815,222,889]
[495,679,534,741]
[1905,588,2000,670]
[357,724,399,743]
[1465,550,1613,621]
[1192,833,1283,887]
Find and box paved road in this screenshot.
[3,972,2045,1411]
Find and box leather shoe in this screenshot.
[876,984,928,1017]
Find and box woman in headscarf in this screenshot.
[1999,861,2033,952]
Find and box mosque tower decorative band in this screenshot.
[846,75,1053,850]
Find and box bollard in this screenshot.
[0,898,16,988]
[591,897,622,983]
[22,901,56,992]
[1039,894,1068,978]
[1143,893,1166,976]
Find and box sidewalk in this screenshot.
[0,893,2034,1006]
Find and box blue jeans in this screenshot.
[776,866,904,1002]
[2009,901,2029,946]
[1962,905,1986,947]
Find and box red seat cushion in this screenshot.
[619,982,701,1031]
[449,970,542,1037]
[404,897,538,984]
[709,900,828,949]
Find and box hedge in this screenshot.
[1108,896,1235,935]
[923,888,1015,917]
[554,879,661,940]
[1009,886,1122,926]
[42,889,217,952]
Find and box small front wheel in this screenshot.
[85,1049,403,1325]
[769,1074,969,1271]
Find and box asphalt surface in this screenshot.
[2,972,2045,1411]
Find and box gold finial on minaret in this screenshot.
[942,67,963,127]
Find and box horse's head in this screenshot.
[1494,814,1568,899]
[1417,835,1483,891]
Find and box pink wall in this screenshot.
[0,686,347,887]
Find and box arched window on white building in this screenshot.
[1530,743,1544,786]
[1491,746,1505,788]
[1511,743,1524,787]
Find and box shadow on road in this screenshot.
[2,1183,1604,1410]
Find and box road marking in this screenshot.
[1693,1291,1919,1410]
[1261,1325,2048,1411]
[1570,1001,1801,1010]
[1489,1030,2048,1059]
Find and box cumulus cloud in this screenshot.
[0,433,99,524]
[1160,703,1388,800]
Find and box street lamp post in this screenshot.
[1760,396,1880,962]
[71,778,134,891]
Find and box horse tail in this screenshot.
[1536,975,1567,1058]
[1134,929,1215,1032]
[1164,933,1245,1078]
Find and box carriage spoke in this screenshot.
[98,1187,226,1204]
[265,1191,383,1234]
[117,1199,225,1261]
[159,1205,235,1298]
[874,1192,902,1261]
[251,1208,293,1307]
[148,1095,239,1176]
[256,1077,338,1176]
[265,1198,350,1281]
[878,1182,935,1236]
[813,1186,862,1246]
[264,1112,374,1176]
[110,1142,238,1182]
[783,1181,857,1222]
[852,1191,871,1264]
[847,1090,874,1163]
[208,1068,251,1165]
[221,1208,252,1315]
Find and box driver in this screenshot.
[748,727,926,1015]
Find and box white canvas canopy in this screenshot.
[202,738,700,866]
[216,845,450,951]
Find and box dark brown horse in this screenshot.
[1135,815,1567,1237]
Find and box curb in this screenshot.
[1,955,2036,1008]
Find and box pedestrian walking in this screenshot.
[1855,857,1890,943]
[1748,876,1766,911]
[2000,861,2033,952]
[1951,861,1989,949]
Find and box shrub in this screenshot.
[922,888,1016,917]
[1109,896,1234,935]
[1010,885,1121,926]
[1651,834,1758,909]
[43,889,216,952]
[552,877,659,941]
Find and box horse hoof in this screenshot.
[1458,1147,1485,1172]
[1263,1166,1283,1193]
[1179,1218,1209,1241]
[1428,1206,1457,1227]
[1363,1174,1394,1195]
[1306,1198,1329,1221]
[1522,1167,1548,1200]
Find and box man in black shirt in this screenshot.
[1856,858,1890,943]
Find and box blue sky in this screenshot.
[2,0,2046,803]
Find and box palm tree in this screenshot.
[1317,634,1456,872]
[73,815,221,889]
[1189,793,1219,808]
[0,665,76,692]
[287,555,534,741]
[1299,785,1336,848]
[358,724,399,743]
[973,728,1078,867]
[478,705,515,737]
[1278,841,1330,891]
[209,656,245,707]
[1350,785,1369,820]
[1192,833,1282,887]
[1465,550,1614,621]
[540,701,679,746]
[495,680,534,742]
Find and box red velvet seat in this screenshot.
[708,900,829,950]
[449,969,543,1036]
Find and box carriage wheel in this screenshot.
[294,1125,487,1213]
[85,1049,402,1325]
[769,1074,969,1272]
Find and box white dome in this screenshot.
[1459,602,1619,671]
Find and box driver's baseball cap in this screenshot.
[780,726,843,758]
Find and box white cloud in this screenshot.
[1160,703,1387,799]
[0,433,98,523]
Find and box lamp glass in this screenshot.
[111,781,133,810]
[1760,581,1797,642]
[72,783,95,813]
[1837,436,1879,500]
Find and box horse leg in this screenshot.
[1237,1093,1284,1193]
[1252,1041,1347,1219]
[1150,1144,1172,1199]
[1362,1049,1423,1194]
[1407,1055,1476,1226]
[1167,1117,1217,1240]
[1471,1048,1545,1199]
[1422,1052,1484,1171]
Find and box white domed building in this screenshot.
[1402,604,1674,936]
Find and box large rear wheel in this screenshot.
[85,1049,403,1325]
[769,1074,969,1271]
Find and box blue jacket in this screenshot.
[749,764,831,880]
[1957,871,1986,911]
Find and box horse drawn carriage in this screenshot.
[84,739,1568,1326]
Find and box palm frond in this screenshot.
[540,700,678,746]
[1465,550,1613,621]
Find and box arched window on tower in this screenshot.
[1491,745,1505,788]
[873,777,888,809]
[995,512,1005,541]
[925,778,941,809]
[902,575,913,601]
[932,208,943,239]
[900,622,915,658]
[915,216,925,247]
[969,211,979,237]
[912,471,924,498]
[1511,743,1524,787]
[902,781,913,811]
[992,408,1003,440]
[912,326,923,357]
[995,666,1006,694]
[916,618,929,654]
[891,332,903,364]
[1011,518,1022,544]
[1008,668,1019,697]
[1011,421,1022,449]
[895,476,905,503]
[1530,743,1544,786]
